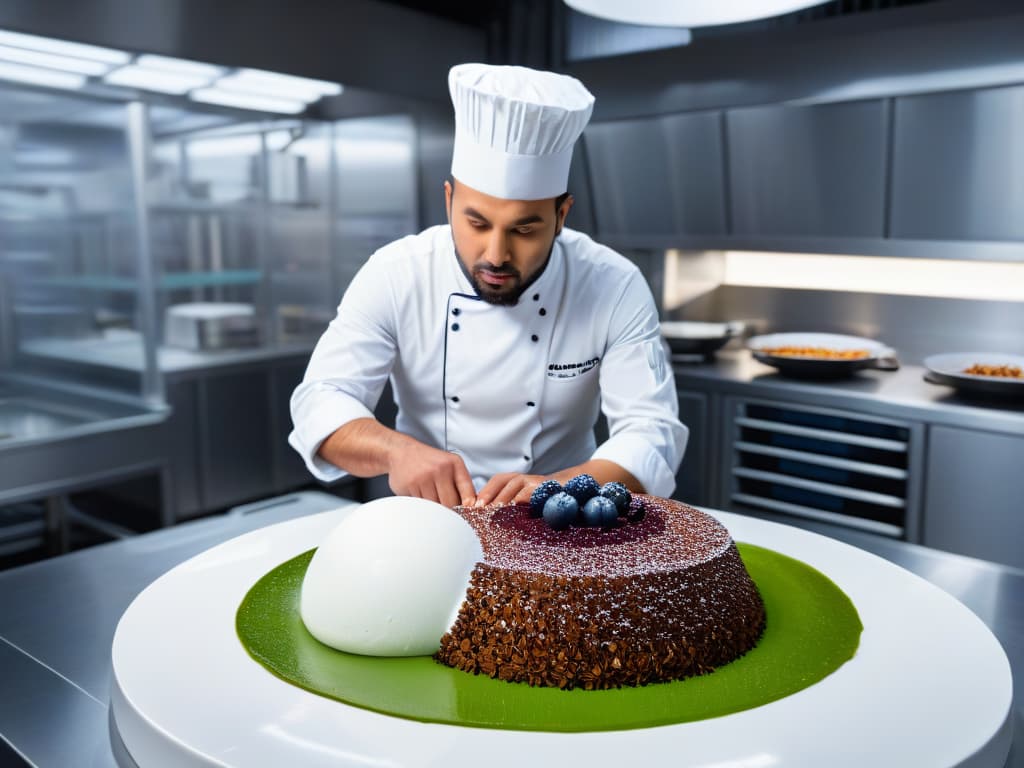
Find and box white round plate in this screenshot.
[924,352,1024,396]
[748,332,893,358]
[747,333,897,376]
[111,508,1013,768]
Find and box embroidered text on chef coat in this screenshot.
[547,357,600,380]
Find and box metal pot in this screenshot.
[660,321,745,357]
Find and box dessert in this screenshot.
[300,480,765,690]
[436,490,766,690]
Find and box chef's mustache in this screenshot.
[473,264,521,278]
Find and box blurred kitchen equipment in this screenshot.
[276,304,333,343]
[13,305,93,341]
[660,321,744,358]
[923,352,1024,398]
[165,302,259,351]
[748,332,899,378]
[264,151,309,205]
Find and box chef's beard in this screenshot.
[454,237,557,306]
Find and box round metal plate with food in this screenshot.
[747,332,899,378]
[660,321,745,357]
[923,352,1024,397]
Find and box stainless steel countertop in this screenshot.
[0,492,1019,767]
[673,349,1024,435]
[21,336,316,376]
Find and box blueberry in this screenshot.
[625,498,646,523]
[529,479,563,517]
[543,492,579,531]
[582,496,619,528]
[599,482,632,516]
[563,474,600,506]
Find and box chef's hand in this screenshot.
[474,473,548,507]
[388,441,477,508]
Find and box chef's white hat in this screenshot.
[449,63,595,201]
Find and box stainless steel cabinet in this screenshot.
[726,99,889,237]
[719,395,925,540]
[163,353,316,519]
[584,111,727,237]
[891,84,1024,241]
[923,425,1024,570]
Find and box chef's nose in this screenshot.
[482,229,510,267]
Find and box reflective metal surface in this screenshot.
[924,426,1024,569]
[726,100,889,238]
[584,111,727,237]
[891,84,1024,241]
[671,347,1024,447]
[675,284,1024,368]
[0,397,97,442]
[0,639,112,768]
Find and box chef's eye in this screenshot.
[467,219,488,229]
[514,227,535,235]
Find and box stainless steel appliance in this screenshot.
[165,302,259,351]
[726,398,918,538]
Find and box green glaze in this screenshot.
[236,543,862,732]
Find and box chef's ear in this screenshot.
[444,180,453,222]
[556,193,574,235]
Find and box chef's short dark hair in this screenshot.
[449,175,570,212]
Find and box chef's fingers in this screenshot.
[512,484,535,504]
[453,462,477,507]
[418,482,440,504]
[435,474,462,509]
[474,473,515,507]
[492,477,527,505]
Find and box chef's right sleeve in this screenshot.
[288,254,397,482]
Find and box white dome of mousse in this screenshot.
[299,496,483,656]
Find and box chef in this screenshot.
[290,63,687,508]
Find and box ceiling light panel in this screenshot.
[215,74,322,104]
[104,65,212,94]
[226,68,342,98]
[190,87,307,114]
[0,29,129,64]
[0,60,86,90]
[135,54,224,80]
[0,43,112,75]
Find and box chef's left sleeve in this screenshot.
[591,270,687,497]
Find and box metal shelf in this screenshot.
[27,269,263,292]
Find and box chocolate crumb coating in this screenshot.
[435,496,766,690]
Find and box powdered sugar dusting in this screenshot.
[455,495,732,577]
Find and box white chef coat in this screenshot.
[289,225,687,496]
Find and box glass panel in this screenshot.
[1,92,423,418]
[267,120,335,344]
[333,115,418,297]
[0,85,150,403]
[148,110,350,352]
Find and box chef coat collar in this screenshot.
[445,226,565,307]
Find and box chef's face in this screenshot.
[445,178,573,306]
